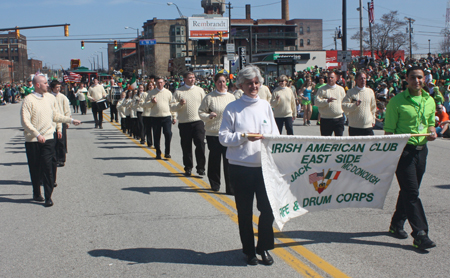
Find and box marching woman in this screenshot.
[136,85,145,144]
[128,89,140,139]
[299,78,314,126]
[123,90,133,136]
[219,65,279,266]
[142,81,155,147]
[198,73,236,194]
[116,91,127,133]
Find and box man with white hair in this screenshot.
[21,75,82,207]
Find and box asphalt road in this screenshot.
[1,101,449,278]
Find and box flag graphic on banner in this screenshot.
[369,0,375,24]
[63,70,82,83]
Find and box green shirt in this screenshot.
[384,88,436,146]
[23,86,34,96]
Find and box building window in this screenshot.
[0,49,3,53]
[268,27,272,32]
[300,39,304,47]
[15,48,18,52]
[176,27,180,35]
[307,39,310,45]
[307,27,310,33]
[299,27,303,35]
[268,39,272,45]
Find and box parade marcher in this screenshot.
[144,77,176,159]
[199,73,235,193]
[127,89,139,139]
[108,79,120,123]
[315,72,346,136]
[68,84,79,113]
[171,72,206,176]
[87,78,107,129]
[116,91,127,133]
[136,85,146,144]
[299,78,314,125]
[142,81,154,147]
[219,65,279,266]
[21,75,81,207]
[76,83,88,115]
[342,72,377,136]
[384,66,437,250]
[49,80,71,169]
[258,84,272,102]
[270,75,296,135]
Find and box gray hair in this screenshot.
[236,65,264,87]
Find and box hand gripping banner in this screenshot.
[260,134,410,230]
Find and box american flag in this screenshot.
[369,0,374,24]
[63,70,82,83]
[309,172,324,184]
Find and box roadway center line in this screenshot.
[102,113,349,277]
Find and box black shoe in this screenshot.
[389,225,408,239]
[246,255,258,266]
[147,144,153,148]
[197,170,206,176]
[155,154,162,159]
[95,125,98,128]
[258,250,274,265]
[185,169,192,176]
[140,140,145,144]
[165,154,171,158]
[99,126,103,129]
[413,231,436,250]
[44,199,53,207]
[211,187,220,192]
[57,162,65,167]
[33,195,44,202]
[54,183,58,188]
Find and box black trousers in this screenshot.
[110,104,118,122]
[275,117,294,135]
[131,118,138,138]
[121,117,127,132]
[348,126,374,136]
[391,145,429,238]
[79,100,87,115]
[206,136,233,194]
[178,121,206,171]
[55,124,67,163]
[126,116,132,135]
[151,116,172,155]
[91,102,103,127]
[143,116,153,146]
[230,165,274,257]
[25,140,56,201]
[137,112,145,141]
[320,117,344,136]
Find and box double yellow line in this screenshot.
[102,114,350,278]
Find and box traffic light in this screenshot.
[15,27,20,39]
[218,32,223,42]
[210,34,214,44]
[81,41,85,50]
[114,40,118,49]
[64,25,69,37]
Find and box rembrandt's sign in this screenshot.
[260,135,410,230]
[188,17,229,40]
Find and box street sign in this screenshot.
[227,54,235,61]
[337,50,352,62]
[226,44,235,53]
[139,39,157,45]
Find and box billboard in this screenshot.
[188,17,229,40]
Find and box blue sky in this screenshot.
[2,0,447,69]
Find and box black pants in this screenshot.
[151,116,172,156]
[92,102,103,127]
[391,145,429,238]
[25,140,56,201]
[121,117,127,132]
[348,126,374,136]
[79,100,87,115]
[110,104,118,122]
[126,116,132,135]
[137,112,145,141]
[230,165,274,257]
[320,117,344,136]
[275,117,294,135]
[206,136,233,194]
[131,118,138,138]
[178,121,206,172]
[54,124,67,163]
[143,116,153,146]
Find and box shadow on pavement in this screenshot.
[435,184,450,189]
[0,194,41,205]
[4,146,25,150]
[104,171,185,178]
[0,127,23,130]
[94,157,149,161]
[98,146,141,149]
[88,247,245,266]
[94,141,131,145]
[6,151,26,154]
[122,186,213,195]
[273,230,419,251]
[0,162,28,166]
[0,180,32,186]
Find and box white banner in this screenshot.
[188,17,229,40]
[261,135,410,230]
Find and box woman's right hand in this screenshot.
[209,112,217,119]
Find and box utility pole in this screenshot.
[227,2,233,74]
[368,2,374,60]
[405,17,415,59]
[342,0,347,79]
[359,0,363,57]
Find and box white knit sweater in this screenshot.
[342,87,377,128]
[171,85,206,123]
[198,90,236,136]
[315,84,346,119]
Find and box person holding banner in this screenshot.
[384,66,437,250]
[219,65,280,266]
[342,72,377,136]
[315,72,346,136]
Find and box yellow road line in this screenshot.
[102,114,349,277]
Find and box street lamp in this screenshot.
[125,26,141,71]
[428,39,431,55]
[167,2,190,59]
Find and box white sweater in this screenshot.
[315,84,346,119]
[219,95,280,167]
[342,87,377,128]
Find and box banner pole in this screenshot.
[241,133,431,138]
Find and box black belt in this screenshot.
[404,144,426,151]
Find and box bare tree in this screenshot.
[351,11,414,59]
